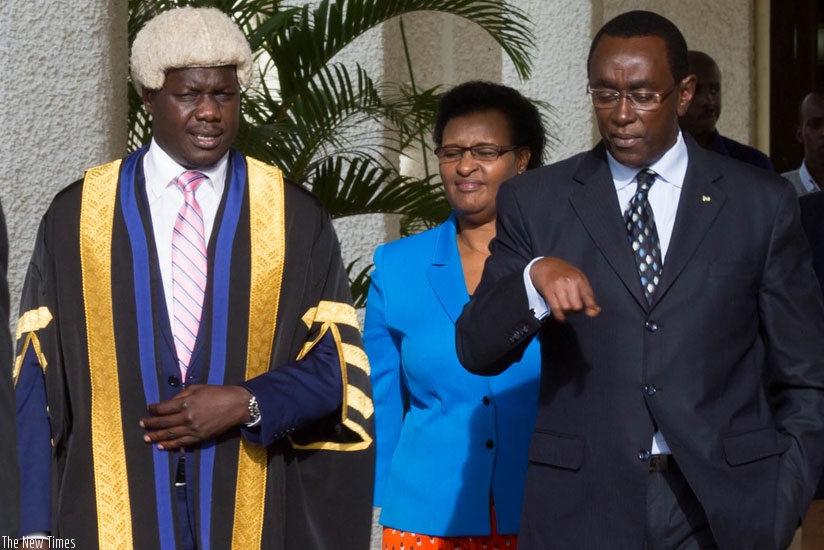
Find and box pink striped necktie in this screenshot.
[171,171,208,381]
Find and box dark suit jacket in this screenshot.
[799,190,824,500]
[456,137,824,550]
[709,130,774,172]
[0,200,18,538]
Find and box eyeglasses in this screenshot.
[434,144,520,163]
[586,84,678,111]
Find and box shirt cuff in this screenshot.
[524,257,550,320]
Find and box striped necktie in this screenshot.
[171,171,208,381]
[625,169,663,303]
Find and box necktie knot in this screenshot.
[636,169,656,193]
[175,171,207,195]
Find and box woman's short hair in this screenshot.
[433,81,546,170]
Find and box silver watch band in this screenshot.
[246,394,261,427]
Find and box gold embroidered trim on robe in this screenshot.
[232,157,284,548]
[291,321,373,452]
[80,159,134,549]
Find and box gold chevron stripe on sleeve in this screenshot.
[301,300,360,329]
[15,307,53,340]
[290,322,373,452]
[346,384,374,419]
[342,343,370,376]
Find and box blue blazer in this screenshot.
[364,213,540,536]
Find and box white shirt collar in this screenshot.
[143,138,227,203]
[606,130,689,191]
[799,160,821,193]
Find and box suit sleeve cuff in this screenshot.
[239,330,342,447]
[524,257,550,319]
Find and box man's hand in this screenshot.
[530,257,601,322]
[140,384,252,450]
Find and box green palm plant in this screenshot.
[127,0,536,305]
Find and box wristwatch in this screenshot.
[246,394,261,426]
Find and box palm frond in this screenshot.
[267,0,533,103]
[311,157,450,222]
[346,260,373,309]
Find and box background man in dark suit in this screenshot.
[678,50,774,171]
[798,191,824,548]
[784,91,824,195]
[456,10,824,550]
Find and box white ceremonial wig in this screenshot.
[130,6,253,95]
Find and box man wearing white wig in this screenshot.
[13,7,374,549]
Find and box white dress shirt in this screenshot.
[525,131,690,455]
[143,139,227,330]
[797,160,820,194]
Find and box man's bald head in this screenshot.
[679,50,722,147]
[797,92,824,172]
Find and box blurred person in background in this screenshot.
[679,50,774,171]
[783,91,824,195]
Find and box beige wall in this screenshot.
[1,1,129,312]
[601,0,760,147]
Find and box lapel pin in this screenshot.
[702,195,711,202]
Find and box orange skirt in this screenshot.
[381,501,517,550]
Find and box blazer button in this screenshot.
[485,440,495,449]
[168,376,180,387]
[482,396,491,406]
[645,320,658,332]
[639,450,651,461]
[644,384,657,396]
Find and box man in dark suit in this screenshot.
[783,91,824,196]
[0,200,19,539]
[678,50,774,171]
[456,10,824,550]
[798,191,824,547]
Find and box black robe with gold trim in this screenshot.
[13,149,374,549]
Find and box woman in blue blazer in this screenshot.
[364,81,546,550]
